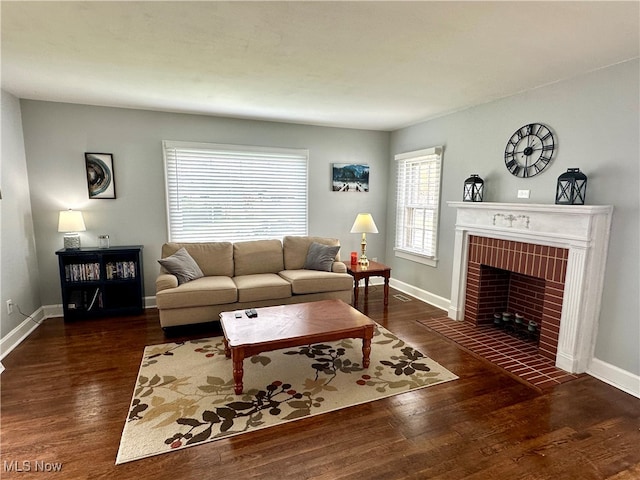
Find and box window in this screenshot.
[163,141,308,242]
[394,146,443,267]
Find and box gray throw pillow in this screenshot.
[303,242,340,272]
[157,247,204,285]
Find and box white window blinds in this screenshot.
[394,147,443,264]
[163,141,308,242]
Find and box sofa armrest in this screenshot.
[156,273,178,292]
[332,262,347,273]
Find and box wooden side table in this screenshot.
[345,260,392,306]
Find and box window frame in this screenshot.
[393,146,443,267]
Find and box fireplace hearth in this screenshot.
[448,202,612,373]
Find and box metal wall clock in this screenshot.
[504,123,555,178]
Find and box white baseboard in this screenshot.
[43,301,156,316]
[0,307,46,362]
[144,296,156,308]
[1,301,156,367]
[43,304,63,318]
[389,278,450,312]
[588,358,640,399]
[3,293,638,399]
[388,279,639,398]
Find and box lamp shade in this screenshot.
[58,210,86,233]
[350,213,378,234]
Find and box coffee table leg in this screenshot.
[362,338,371,368]
[362,325,374,368]
[384,276,390,306]
[353,279,359,306]
[231,348,245,395]
[223,337,231,358]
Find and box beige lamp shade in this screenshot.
[58,210,86,249]
[350,213,378,234]
[58,210,86,232]
[350,213,378,266]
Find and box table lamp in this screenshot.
[350,213,378,266]
[58,209,86,249]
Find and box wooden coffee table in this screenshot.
[219,299,376,394]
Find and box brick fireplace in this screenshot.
[448,202,612,373]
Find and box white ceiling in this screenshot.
[2,1,639,131]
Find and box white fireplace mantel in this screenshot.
[447,202,613,373]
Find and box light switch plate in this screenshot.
[517,189,530,199]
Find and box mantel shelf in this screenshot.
[447,201,612,216]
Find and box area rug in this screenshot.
[116,324,457,464]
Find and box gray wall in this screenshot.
[18,102,390,308]
[7,59,639,379]
[1,90,41,336]
[387,59,640,375]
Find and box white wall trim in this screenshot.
[45,300,157,315]
[0,307,46,361]
[3,295,638,398]
[389,278,450,312]
[145,296,157,308]
[588,358,640,399]
[0,300,158,366]
[391,279,638,398]
[43,304,63,319]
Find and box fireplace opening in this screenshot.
[476,265,545,345]
[464,236,567,362]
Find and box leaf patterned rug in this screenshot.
[116,323,458,464]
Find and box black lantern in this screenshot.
[463,174,484,202]
[555,168,587,205]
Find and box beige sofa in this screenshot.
[156,236,354,329]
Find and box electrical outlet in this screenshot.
[6,299,14,315]
[517,189,530,199]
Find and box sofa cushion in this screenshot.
[278,269,354,295]
[303,242,341,272]
[157,247,204,285]
[161,242,234,277]
[283,236,341,270]
[233,273,292,303]
[234,240,284,276]
[156,276,237,309]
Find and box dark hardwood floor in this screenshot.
[1,287,639,479]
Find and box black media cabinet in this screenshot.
[55,246,144,320]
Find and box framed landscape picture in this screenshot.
[332,163,369,192]
[85,153,116,199]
